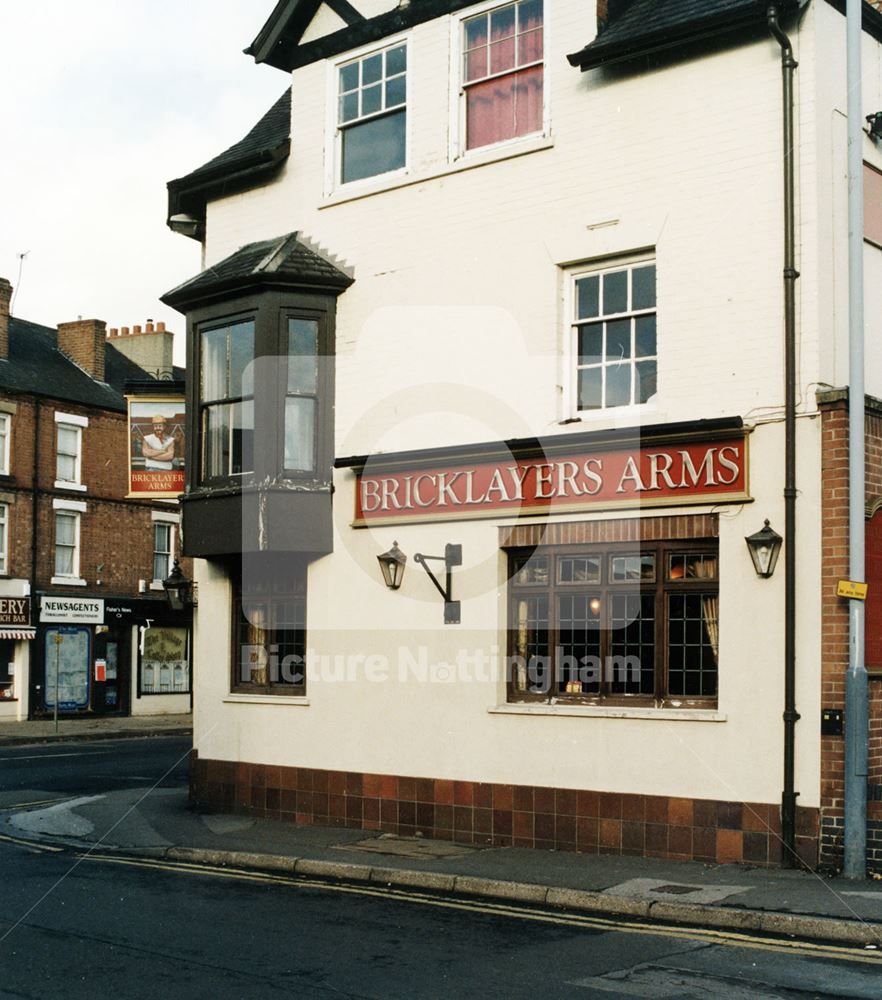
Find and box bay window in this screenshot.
[507,541,719,706]
[199,319,255,482]
[461,0,544,152]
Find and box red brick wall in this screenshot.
[818,395,882,869]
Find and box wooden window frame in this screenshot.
[506,538,718,708]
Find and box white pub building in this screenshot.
[163,0,882,870]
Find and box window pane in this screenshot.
[362,83,382,116]
[341,110,406,183]
[285,397,316,472]
[636,360,657,404]
[232,400,254,475]
[57,453,77,483]
[558,556,601,584]
[518,0,543,31]
[511,554,549,585]
[339,61,359,93]
[491,4,516,40]
[610,554,655,582]
[578,367,602,410]
[202,404,229,480]
[200,327,227,401]
[229,322,255,398]
[667,593,718,697]
[576,275,599,319]
[385,74,406,108]
[635,315,656,357]
[386,44,407,76]
[632,264,656,309]
[489,37,516,74]
[464,14,488,51]
[605,361,632,407]
[362,52,382,85]
[518,26,543,63]
[56,513,76,547]
[288,319,318,393]
[610,593,655,694]
[606,318,631,360]
[557,594,602,694]
[512,594,549,693]
[578,323,603,363]
[602,270,628,314]
[339,91,359,123]
[465,65,542,150]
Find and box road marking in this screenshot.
[0,751,115,761]
[0,796,78,811]
[77,852,882,965]
[0,833,64,853]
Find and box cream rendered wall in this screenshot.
[190,2,831,805]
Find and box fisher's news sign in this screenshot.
[352,430,750,525]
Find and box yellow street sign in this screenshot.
[837,580,868,600]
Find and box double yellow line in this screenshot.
[78,851,882,966]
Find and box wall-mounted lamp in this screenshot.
[378,541,462,624]
[377,541,407,590]
[745,519,783,578]
[162,559,195,610]
[866,111,882,142]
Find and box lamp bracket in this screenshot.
[413,544,462,624]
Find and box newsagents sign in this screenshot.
[40,597,105,624]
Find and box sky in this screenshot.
[1,1,289,363]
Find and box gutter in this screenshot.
[767,4,800,869]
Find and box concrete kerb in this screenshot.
[158,846,882,946]
[0,728,193,748]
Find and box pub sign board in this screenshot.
[0,598,30,627]
[352,430,750,526]
[127,396,186,499]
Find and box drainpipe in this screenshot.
[29,399,40,718]
[843,0,868,880]
[768,5,800,868]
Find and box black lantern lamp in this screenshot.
[377,541,407,591]
[745,519,783,578]
[866,111,882,142]
[163,559,194,610]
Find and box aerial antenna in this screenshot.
[10,251,29,316]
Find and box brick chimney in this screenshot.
[0,278,11,361]
[106,320,174,378]
[57,319,106,382]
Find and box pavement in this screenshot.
[0,713,192,746]
[3,760,882,950]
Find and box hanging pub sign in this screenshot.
[350,424,751,526]
[127,396,185,498]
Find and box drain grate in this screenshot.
[653,883,702,895]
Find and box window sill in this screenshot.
[223,694,310,707]
[562,402,658,427]
[149,582,165,592]
[321,134,554,209]
[488,704,726,722]
[54,481,87,493]
[50,577,87,587]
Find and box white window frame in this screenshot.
[0,413,11,476]
[149,512,178,590]
[448,0,549,163]
[51,498,86,586]
[0,503,8,575]
[325,34,411,195]
[54,411,88,491]
[563,254,658,420]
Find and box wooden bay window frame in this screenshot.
[507,539,719,708]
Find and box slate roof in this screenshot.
[0,318,183,413]
[568,0,802,70]
[161,232,354,310]
[166,89,291,232]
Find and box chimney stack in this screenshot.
[58,319,107,382]
[0,278,11,361]
[107,320,175,378]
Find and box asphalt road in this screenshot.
[1,741,882,999]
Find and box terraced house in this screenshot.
[163,0,882,871]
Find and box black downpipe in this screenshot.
[768,5,800,868]
[29,399,40,719]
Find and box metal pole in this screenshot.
[53,633,61,735]
[844,0,868,880]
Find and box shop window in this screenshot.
[199,318,255,482]
[336,40,407,184]
[232,561,307,696]
[571,258,657,412]
[0,638,13,699]
[152,522,174,583]
[460,0,544,152]
[44,626,90,710]
[0,503,7,575]
[53,510,81,580]
[141,626,190,695]
[507,540,718,706]
[0,413,10,475]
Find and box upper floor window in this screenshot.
[53,511,81,580]
[54,411,89,489]
[336,41,407,184]
[200,319,255,482]
[152,522,174,583]
[572,258,657,412]
[0,413,10,476]
[0,503,7,575]
[461,0,543,152]
[286,318,319,473]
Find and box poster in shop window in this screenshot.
[126,397,185,499]
[44,627,90,710]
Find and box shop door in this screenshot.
[92,628,130,715]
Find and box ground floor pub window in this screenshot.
[0,639,14,699]
[507,540,719,707]
[44,626,90,711]
[141,626,190,694]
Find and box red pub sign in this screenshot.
[352,427,750,525]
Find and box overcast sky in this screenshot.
[1,1,289,362]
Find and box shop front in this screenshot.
[0,588,35,721]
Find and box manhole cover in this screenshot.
[332,834,479,860]
[653,884,702,895]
